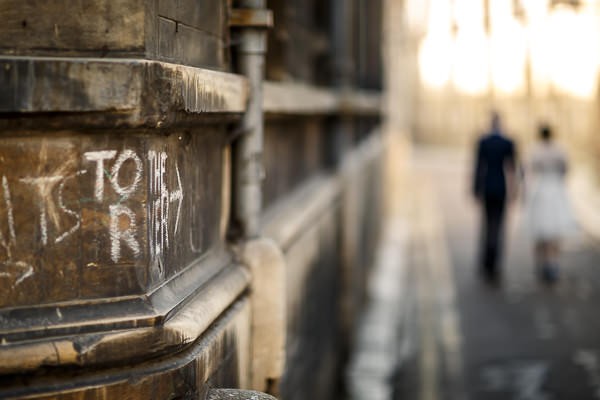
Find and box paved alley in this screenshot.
[393,148,600,400]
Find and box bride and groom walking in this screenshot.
[473,112,576,283]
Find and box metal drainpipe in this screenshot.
[328,0,354,167]
[235,0,268,238]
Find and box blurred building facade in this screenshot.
[400,0,600,235]
[407,0,600,148]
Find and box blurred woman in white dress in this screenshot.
[526,125,577,282]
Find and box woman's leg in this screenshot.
[539,240,560,282]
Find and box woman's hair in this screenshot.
[539,124,552,141]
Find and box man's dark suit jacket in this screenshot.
[473,132,516,199]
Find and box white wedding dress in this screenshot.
[526,142,577,241]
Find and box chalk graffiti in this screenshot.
[19,176,63,245]
[148,151,183,260]
[84,150,117,202]
[0,261,34,287]
[0,148,185,266]
[2,176,15,244]
[148,150,168,258]
[0,175,16,260]
[110,149,143,200]
[55,170,87,244]
[13,261,33,286]
[109,204,140,263]
[171,163,183,235]
[0,177,32,287]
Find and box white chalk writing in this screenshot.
[2,176,16,244]
[110,149,143,200]
[109,204,140,263]
[13,261,33,286]
[148,151,183,260]
[0,260,34,288]
[148,150,168,259]
[84,150,116,202]
[1,147,184,265]
[0,176,16,264]
[0,177,34,287]
[20,176,63,245]
[171,162,184,235]
[55,170,87,244]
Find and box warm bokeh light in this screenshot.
[418,34,453,89]
[521,0,549,24]
[403,0,430,36]
[546,7,599,99]
[488,0,514,30]
[451,0,489,95]
[489,18,527,95]
[417,0,600,99]
[527,4,553,97]
[426,0,452,35]
[453,0,485,31]
[452,31,489,95]
[417,0,453,89]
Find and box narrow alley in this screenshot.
[401,148,600,400]
[4,2,600,399]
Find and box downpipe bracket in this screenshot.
[229,8,274,29]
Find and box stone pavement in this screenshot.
[347,147,600,400]
[345,218,409,400]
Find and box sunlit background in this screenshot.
[413,0,600,99]
[393,0,599,152]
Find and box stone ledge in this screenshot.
[261,173,341,250]
[0,297,251,399]
[263,81,382,116]
[0,56,248,127]
[0,57,382,128]
[0,261,250,374]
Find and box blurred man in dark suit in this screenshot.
[473,112,517,281]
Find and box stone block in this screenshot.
[0,0,229,70]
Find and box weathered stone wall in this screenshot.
[0,129,227,307]
[0,298,252,399]
[0,0,229,70]
[0,1,386,398]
